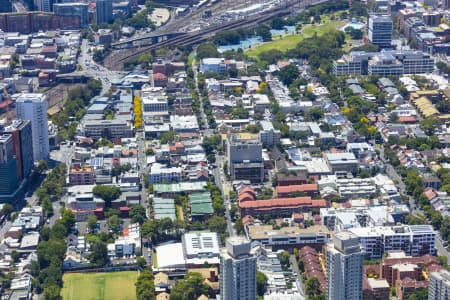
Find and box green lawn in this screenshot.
[61,271,138,300]
[246,21,346,59]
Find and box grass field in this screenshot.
[246,20,346,59]
[61,271,138,300]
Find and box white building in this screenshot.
[326,231,363,300]
[199,58,226,74]
[429,269,450,300]
[259,121,281,147]
[148,163,182,184]
[220,237,257,300]
[16,93,49,162]
[348,225,436,259]
[182,232,221,265]
[142,89,168,114]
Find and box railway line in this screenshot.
[104,0,324,69]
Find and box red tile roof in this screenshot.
[399,116,417,123]
[239,197,328,209]
[276,184,318,195]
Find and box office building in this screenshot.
[16,93,49,162]
[3,120,33,181]
[333,50,434,76]
[0,134,19,197]
[199,58,226,74]
[53,3,89,28]
[227,133,264,183]
[220,237,257,300]
[142,92,168,113]
[326,231,363,300]
[368,15,393,48]
[96,0,112,24]
[429,269,450,300]
[81,119,133,139]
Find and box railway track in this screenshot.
[104,0,322,69]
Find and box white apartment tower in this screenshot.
[429,269,450,300]
[220,237,257,300]
[16,94,49,162]
[326,231,363,300]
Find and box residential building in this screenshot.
[349,225,437,259]
[0,134,19,197]
[238,186,328,217]
[220,237,257,300]
[153,197,176,220]
[189,193,214,221]
[429,269,450,300]
[35,0,52,12]
[96,0,112,24]
[3,119,33,181]
[107,223,141,257]
[53,3,89,28]
[325,152,359,174]
[247,225,329,251]
[326,231,363,300]
[368,15,393,48]
[148,163,182,184]
[16,93,49,161]
[227,133,264,183]
[69,165,95,186]
[333,50,434,76]
[259,120,281,147]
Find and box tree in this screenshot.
[256,271,268,296]
[130,205,147,224]
[136,268,155,300]
[42,197,53,219]
[93,185,121,206]
[37,160,48,173]
[169,272,208,300]
[196,42,220,59]
[89,240,108,266]
[207,215,227,234]
[127,9,150,29]
[256,25,272,42]
[107,215,123,233]
[87,215,98,233]
[43,284,61,300]
[136,256,147,269]
[1,203,13,219]
[420,117,441,136]
[11,250,20,263]
[60,209,76,231]
[234,218,244,234]
[87,78,102,96]
[307,107,324,121]
[305,276,321,298]
[271,17,286,30]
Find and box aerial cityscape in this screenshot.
[0,0,449,299]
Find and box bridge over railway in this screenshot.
[104,0,326,70]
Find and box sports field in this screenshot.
[246,21,346,58]
[61,271,138,300]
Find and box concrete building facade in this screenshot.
[326,231,363,300]
[220,237,257,300]
[16,93,49,162]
